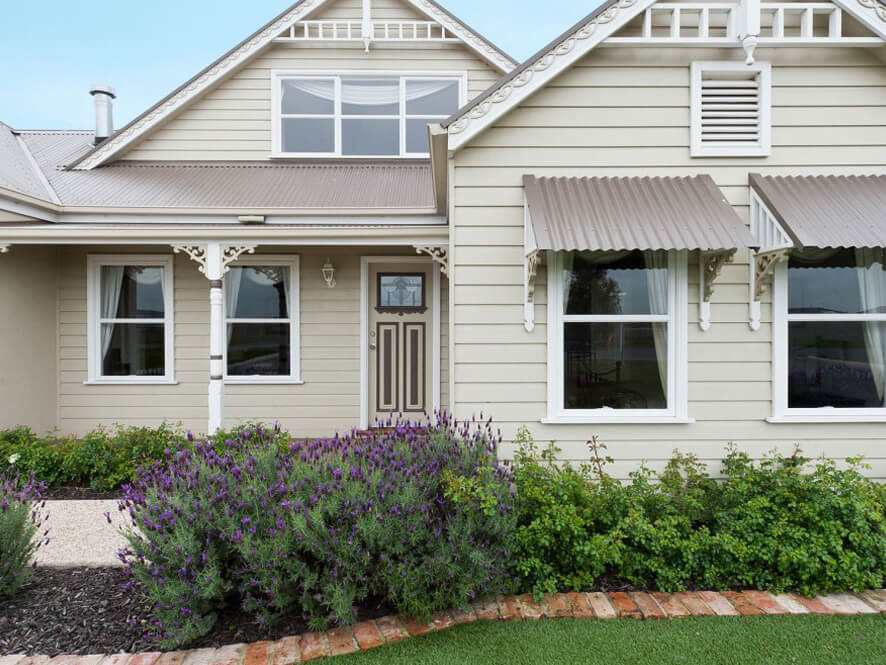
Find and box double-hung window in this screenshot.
[773,248,886,420]
[87,255,174,383]
[273,72,464,157]
[224,257,300,383]
[547,250,688,423]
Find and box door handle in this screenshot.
[369,330,377,351]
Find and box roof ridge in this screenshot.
[14,134,62,205]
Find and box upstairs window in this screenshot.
[273,72,463,157]
[690,61,771,157]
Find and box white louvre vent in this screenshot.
[691,61,771,157]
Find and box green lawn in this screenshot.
[335,615,886,665]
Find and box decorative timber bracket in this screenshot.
[415,246,448,276]
[698,249,737,331]
[748,247,790,331]
[524,249,541,332]
[172,245,257,277]
[0,245,10,254]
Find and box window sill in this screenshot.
[84,379,178,386]
[269,153,430,160]
[767,414,886,424]
[541,416,695,425]
[224,377,305,385]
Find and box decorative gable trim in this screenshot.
[837,0,886,38]
[445,0,654,150]
[70,0,514,171]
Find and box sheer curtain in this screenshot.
[644,250,669,397]
[100,266,125,361]
[225,268,243,345]
[856,248,886,406]
[283,79,455,108]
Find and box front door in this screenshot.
[368,262,434,424]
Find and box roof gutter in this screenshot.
[0,188,61,223]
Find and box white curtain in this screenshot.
[283,78,455,108]
[281,267,291,318]
[856,248,886,405]
[100,266,125,360]
[644,250,669,396]
[225,268,243,345]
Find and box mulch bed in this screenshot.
[0,568,393,656]
[41,487,123,501]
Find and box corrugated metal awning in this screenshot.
[523,174,755,252]
[750,173,886,248]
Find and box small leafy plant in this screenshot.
[0,466,49,597]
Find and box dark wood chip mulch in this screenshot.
[0,567,393,656]
[41,487,123,501]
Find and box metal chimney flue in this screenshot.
[89,85,116,145]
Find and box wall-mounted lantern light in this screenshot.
[322,258,337,288]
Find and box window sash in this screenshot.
[86,255,175,384]
[547,251,687,422]
[274,73,463,157]
[223,258,300,382]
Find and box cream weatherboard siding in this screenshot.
[451,45,886,479]
[120,0,501,161]
[55,246,448,437]
[0,245,58,434]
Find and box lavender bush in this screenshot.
[0,466,48,597]
[119,414,516,647]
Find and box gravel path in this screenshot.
[37,500,128,567]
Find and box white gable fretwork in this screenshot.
[277,21,461,50]
[607,0,884,64]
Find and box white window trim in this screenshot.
[544,250,691,424]
[270,70,467,158]
[86,254,176,385]
[223,255,302,385]
[690,60,771,158]
[770,259,886,423]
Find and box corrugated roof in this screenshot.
[750,173,886,248]
[14,131,436,210]
[524,174,756,251]
[0,123,53,201]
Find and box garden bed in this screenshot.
[42,487,122,501]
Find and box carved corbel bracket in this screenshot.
[524,250,541,332]
[0,245,10,254]
[698,249,736,331]
[415,246,449,276]
[748,247,790,331]
[173,245,208,275]
[173,245,257,278]
[221,245,257,272]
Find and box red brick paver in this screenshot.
[630,593,666,619]
[496,594,521,621]
[326,628,358,657]
[720,592,763,616]
[298,633,329,661]
[431,611,455,631]
[586,592,617,618]
[516,594,546,620]
[182,650,217,665]
[127,654,161,665]
[155,653,187,665]
[858,590,886,613]
[742,591,787,615]
[651,593,691,618]
[375,615,406,643]
[673,592,714,616]
[242,642,271,665]
[566,592,594,618]
[793,595,835,615]
[818,593,878,615]
[773,593,811,615]
[269,638,299,665]
[400,616,434,637]
[351,622,384,650]
[697,592,739,617]
[544,593,573,618]
[15,658,50,665]
[452,606,478,624]
[610,592,642,619]
[0,657,27,665]
[471,598,500,621]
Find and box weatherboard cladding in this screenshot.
[15,131,436,210]
[523,174,756,252]
[749,173,886,249]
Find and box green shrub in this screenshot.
[0,470,48,597]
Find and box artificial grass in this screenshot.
[334,615,886,665]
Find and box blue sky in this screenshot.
[0,0,600,130]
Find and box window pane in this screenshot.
[405,118,432,153]
[789,321,886,408]
[281,79,334,114]
[406,80,460,115]
[341,78,399,115]
[227,323,290,376]
[563,251,668,315]
[101,323,165,376]
[282,118,334,153]
[789,248,886,314]
[342,118,399,156]
[226,266,289,319]
[101,266,164,319]
[564,322,667,410]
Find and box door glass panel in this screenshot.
[563,251,668,315]
[379,274,424,309]
[564,322,667,409]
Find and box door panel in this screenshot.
[376,322,399,413]
[403,322,426,412]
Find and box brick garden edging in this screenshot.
[3,589,886,664]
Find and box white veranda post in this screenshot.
[173,243,256,434]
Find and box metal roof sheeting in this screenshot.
[524,174,756,252]
[12,131,436,210]
[0,124,53,201]
[750,173,886,248]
